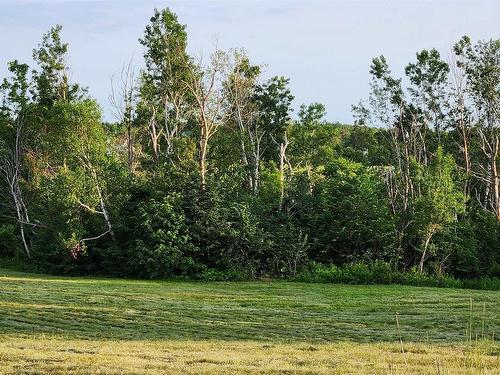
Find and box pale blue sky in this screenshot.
[1,0,499,123]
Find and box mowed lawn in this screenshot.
[0,269,498,374]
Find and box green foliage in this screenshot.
[405,48,449,136]
[339,125,392,165]
[413,147,466,270]
[309,158,395,264]
[297,261,500,290]
[1,60,30,113]
[125,195,196,278]
[0,224,17,257]
[253,76,294,156]
[470,208,500,277]
[298,102,326,125]
[31,25,81,105]
[454,36,500,112]
[415,148,465,227]
[0,12,498,286]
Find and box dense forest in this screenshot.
[0,8,499,281]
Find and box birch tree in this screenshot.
[455,37,500,220]
[0,61,34,258]
[110,60,137,171]
[253,76,294,196]
[449,49,473,196]
[224,50,262,192]
[182,46,232,187]
[138,8,191,161]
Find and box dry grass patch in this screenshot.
[0,337,498,374]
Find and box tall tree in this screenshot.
[254,76,294,198]
[298,102,326,126]
[32,25,80,106]
[0,61,34,257]
[449,44,473,196]
[405,49,449,144]
[110,60,137,171]
[254,76,294,151]
[414,147,466,272]
[138,8,191,160]
[224,50,262,192]
[353,56,415,261]
[182,46,232,187]
[455,37,500,220]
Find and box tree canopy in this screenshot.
[0,8,499,280]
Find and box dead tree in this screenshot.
[76,154,115,248]
[182,46,231,187]
[450,53,473,196]
[224,50,263,192]
[478,126,500,220]
[110,60,136,171]
[271,131,292,209]
[0,117,33,258]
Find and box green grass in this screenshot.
[0,269,498,374]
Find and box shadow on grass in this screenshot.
[0,270,498,343]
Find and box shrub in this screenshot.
[122,195,198,278]
[0,224,18,257]
[195,267,245,282]
[296,261,499,290]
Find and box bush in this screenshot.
[0,224,18,257]
[0,256,40,273]
[195,267,245,282]
[307,158,395,264]
[120,194,198,278]
[296,261,499,290]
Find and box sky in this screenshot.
[0,0,499,123]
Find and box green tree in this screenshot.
[454,36,500,221]
[298,102,326,126]
[0,60,33,257]
[126,195,195,278]
[310,158,395,264]
[138,8,192,160]
[224,50,262,192]
[32,25,81,106]
[254,76,294,155]
[414,147,466,272]
[405,49,449,142]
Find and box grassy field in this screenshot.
[0,269,498,374]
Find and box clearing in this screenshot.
[0,269,498,374]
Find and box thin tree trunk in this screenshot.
[279,142,285,208]
[148,106,159,160]
[419,229,434,273]
[491,144,500,220]
[277,132,290,209]
[462,126,471,196]
[199,134,208,188]
[239,137,253,190]
[91,169,115,241]
[1,121,33,258]
[127,121,133,171]
[11,185,31,258]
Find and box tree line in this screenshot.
[0,8,498,280]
